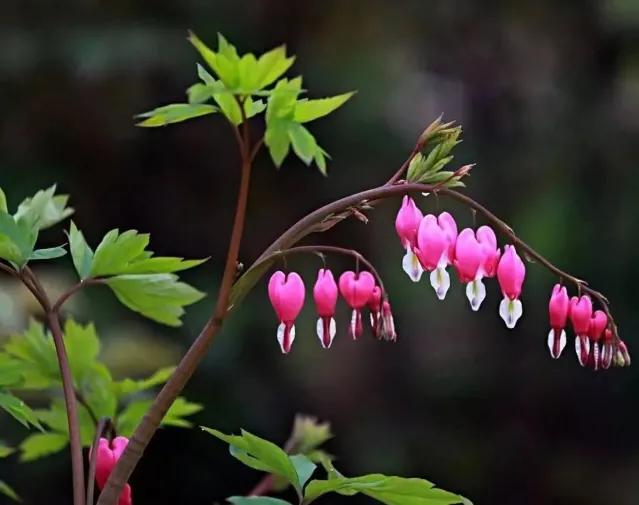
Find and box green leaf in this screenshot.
[0,392,42,430]
[106,273,205,326]
[67,222,94,279]
[228,497,291,505]
[90,229,150,276]
[28,246,67,261]
[201,427,302,492]
[0,211,37,266]
[4,320,58,389]
[287,122,318,165]
[0,187,7,213]
[113,366,175,397]
[0,354,24,387]
[35,400,96,446]
[188,32,240,89]
[0,442,14,458]
[117,396,201,436]
[163,397,203,428]
[304,474,465,505]
[0,480,20,502]
[266,77,304,122]
[14,186,74,231]
[265,118,291,167]
[254,45,295,89]
[136,103,217,127]
[19,433,68,462]
[290,415,333,454]
[293,92,355,123]
[290,454,316,489]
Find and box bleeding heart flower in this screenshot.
[588,310,608,370]
[569,295,592,366]
[92,437,133,505]
[268,271,306,353]
[497,245,526,329]
[454,228,485,311]
[368,286,383,338]
[415,212,458,300]
[313,268,338,349]
[601,329,615,370]
[395,196,424,282]
[547,284,570,359]
[380,300,397,342]
[339,271,376,339]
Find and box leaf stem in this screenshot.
[52,278,106,313]
[86,418,112,505]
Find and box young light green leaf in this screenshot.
[0,442,14,458]
[201,427,302,492]
[91,229,150,276]
[287,122,318,165]
[136,103,217,127]
[162,397,204,428]
[304,474,465,505]
[265,118,291,167]
[117,396,201,436]
[293,92,355,123]
[0,212,37,266]
[106,273,205,326]
[67,222,94,279]
[117,257,207,275]
[228,497,291,505]
[19,433,68,462]
[188,32,240,89]
[0,480,20,502]
[14,186,74,231]
[0,354,24,387]
[0,187,7,213]
[290,454,316,489]
[0,392,43,430]
[112,366,176,397]
[4,321,59,389]
[254,46,295,89]
[28,246,67,261]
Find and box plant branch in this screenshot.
[76,389,100,427]
[19,266,86,505]
[0,262,17,277]
[52,278,106,313]
[97,102,255,505]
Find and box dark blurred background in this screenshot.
[1,0,639,504]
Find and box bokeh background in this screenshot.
[1,0,639,504]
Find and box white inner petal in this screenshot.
[499,297,523,329]
[574,336,590,366]
[547,328,567,359]
[402,248,423,282]
[466,279,487,311]
[429,267,450,300]
[316,317,337,349]
[276,322,295,353]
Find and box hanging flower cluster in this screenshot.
[548,286,631,369]
[395,196,525,328]
[268,268,395,353]
[92,436,133,505]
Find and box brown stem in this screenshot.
[385,145,419,185]
[76,389,100,426]
[52,278,106,313]
[0,262,17,277]
[47,311,86,505]
[266,245,386,297]
[97,101,254,505]
[86,418,112,505]
[19,267,86,505]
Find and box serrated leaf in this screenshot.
[255,45,295,89]
[67,222,94,279]
[117,396,201,436]
[0,354,24,387]
[113,366,175,397]
[19,433,68,462]
[228,497,291,505]
[106,273,205,326]
[201,427,302,492]
[117,257,207,275]
[90,229,150,276]
[265,118,291,167]
[28,246,66,261]
[162,397,203,427]
[0,211,36,266]
[188,32,240,89]
[0,187,7,213]
[291,415,333,454]
[293,92,355,123]
[0,480,20,502]
[136,103,217,127]
[0,392,43,430]
[266,77,304,122]
[304,474,465,505]
[14,186,74,231]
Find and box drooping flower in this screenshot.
[93,437,133,505]
[616,340,631,367]
[454,228,485,311]
[268,271,306,353]
[476,226,501,278]
[496,245,526,328]
[569,295,593,367]
[547,284,570,359]
[339,271,376,339]
[587,310,608,370]
[415,212,458,300]
[313,269,338,349]
[600,328,614,370]
[395,196,424,282]
[367,286,383,338]
[380,300,397,342]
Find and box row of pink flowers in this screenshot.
[548,287,629,369]
[268,269,395,353]
[395,196,526,328]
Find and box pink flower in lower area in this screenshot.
[380,300,397,342]
[476,226,501,278]
[93,437,133,505]
[569,295,593,366]
[339,271,375,339]
[268,271,306,353]
[587,310,608,370]
[600,329,615,370]
[313,268,338,349]
[415,212,458,300]
[395,196,424,282]
[367,286,383,338]
[454,228,485,311]
[496,245,526,328]
[547,284,570,359]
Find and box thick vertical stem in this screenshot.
[97,118,254,505]
[47,311,86,505]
